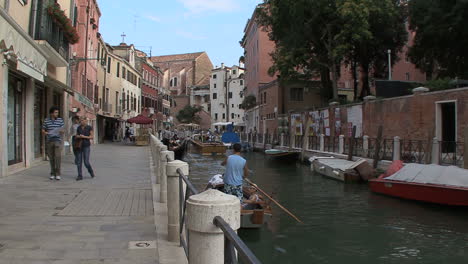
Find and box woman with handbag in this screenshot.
[75,117,96,181]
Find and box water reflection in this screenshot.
[186,151,468,264]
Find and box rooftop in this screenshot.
[150,51,205,63]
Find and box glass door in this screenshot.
[8,75,24,165]
[34,86,45,158]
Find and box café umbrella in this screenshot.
[126,114,153,125]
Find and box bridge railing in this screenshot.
[150,134,262,264]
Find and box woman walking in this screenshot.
[75,117,96,181]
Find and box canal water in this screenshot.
[185,151,468,264]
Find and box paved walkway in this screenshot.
[0,143,159,264]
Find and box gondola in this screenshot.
[208,182,273,229]
[264,149,300,160]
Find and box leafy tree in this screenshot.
[240,94,256,110]
[257,0,406,101]
[176,105,203,124]
[409,0,468,79]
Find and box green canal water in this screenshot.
[185,151,468,264]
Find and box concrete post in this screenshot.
[320,134,325,152]
[363,135,369,157]
[166,160,189,243]
[338,135,345,154]
[186,189,240,264]
[280,133,284,147]
[156,145,167,184]
[160,150,174,204]
[432,138,440,164]
[393,136,401,161]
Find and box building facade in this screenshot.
[210,64,245,130]
[150,52,213,127]
[0,0,74,176]
[69,0,101,138]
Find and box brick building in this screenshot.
[150,52,213,127]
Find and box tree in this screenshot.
[409,0,468,79]
[240,94,256,110]
[176,105,203,124]
[258,0,407,101]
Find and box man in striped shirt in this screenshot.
[42,106,65,180]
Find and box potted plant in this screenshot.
[47,2,80,44]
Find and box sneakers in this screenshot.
[55,176,61,180]
[76,176,83,181]
[49,175,55,180]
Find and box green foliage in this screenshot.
[409,0,468,79]
[257,0,407,101]
[424,78,453,91]
[240,94,257,110]
[176,105,203,124]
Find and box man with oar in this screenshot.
[221,143,249,202]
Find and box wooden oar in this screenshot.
[245,178,303,224]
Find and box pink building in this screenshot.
[70,0,101,123]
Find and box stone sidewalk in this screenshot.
[0,143,159,264]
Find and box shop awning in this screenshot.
[127,114,153,124]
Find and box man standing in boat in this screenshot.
[222,143,249,201]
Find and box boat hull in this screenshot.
[312,159,361,182]
[240,210,272,229]
[190,140,227,156]
[369,179,468,206]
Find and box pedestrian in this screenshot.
[125,126,131,143]
[70,116,80,165]
[42,106,65,180]
[221,143,249,201]
[75,117,95,181]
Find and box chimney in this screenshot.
[221,63,224,69]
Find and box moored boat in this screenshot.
[190,139,227,156]
[265,149,300,160]
[369,163,468,206]
[310,157,372,182]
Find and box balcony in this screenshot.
[103,103,113,114]
[34,1,70,67]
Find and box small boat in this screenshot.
[208,179,273,229]
[190,139,227,156]
[310,157,373,182]
[369,163,468,206]
[265,149,300,160]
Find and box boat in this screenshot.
[369,163,468,206]
[207,177,273,229]
[190,139,227,156]
[310,157,374,182]
[265,149,300,160]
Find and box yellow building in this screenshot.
[0,1,73,176]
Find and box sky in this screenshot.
[99,0,263,67]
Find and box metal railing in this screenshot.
[440,141,464,166]
[401,140,428,164]
[176,168,261,264]
[308,136,319,150]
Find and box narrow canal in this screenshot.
[185,150,468,264]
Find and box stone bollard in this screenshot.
[432,138,440,164]
[186,189,240,264]
[338,135,344,154]
[363,135,369,157]
[280,133,285,146]
[166,160,189,243]
[160,150,174,203]
[320,134,325,152]
[393,136,401,161]
[157,145,167,184]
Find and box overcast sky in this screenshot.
[99,0,263,67]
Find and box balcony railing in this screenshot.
[103,103,113,114]
[34,1,70,63]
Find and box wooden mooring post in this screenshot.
[373,126,383,169]
[347,126,356,161]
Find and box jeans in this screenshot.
[72,137,78,165]
[76,146,94,177]
[47,141,63,176]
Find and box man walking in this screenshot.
[42,106,65,180]
[222,143,249,201]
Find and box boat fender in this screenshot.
[319,166,325,171]
[333,170,340,176]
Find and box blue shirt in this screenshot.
[42,118,64,142]
[77,125,93,147]
[224,154,246,186]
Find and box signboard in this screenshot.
[347,105,363,137]
[335,108,341,136]
[74,93,94,108]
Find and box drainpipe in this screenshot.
[84,0,90,97]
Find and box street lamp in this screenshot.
[387,49,392,80]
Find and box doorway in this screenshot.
[436,101,457,153]
[7,74,25,165]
